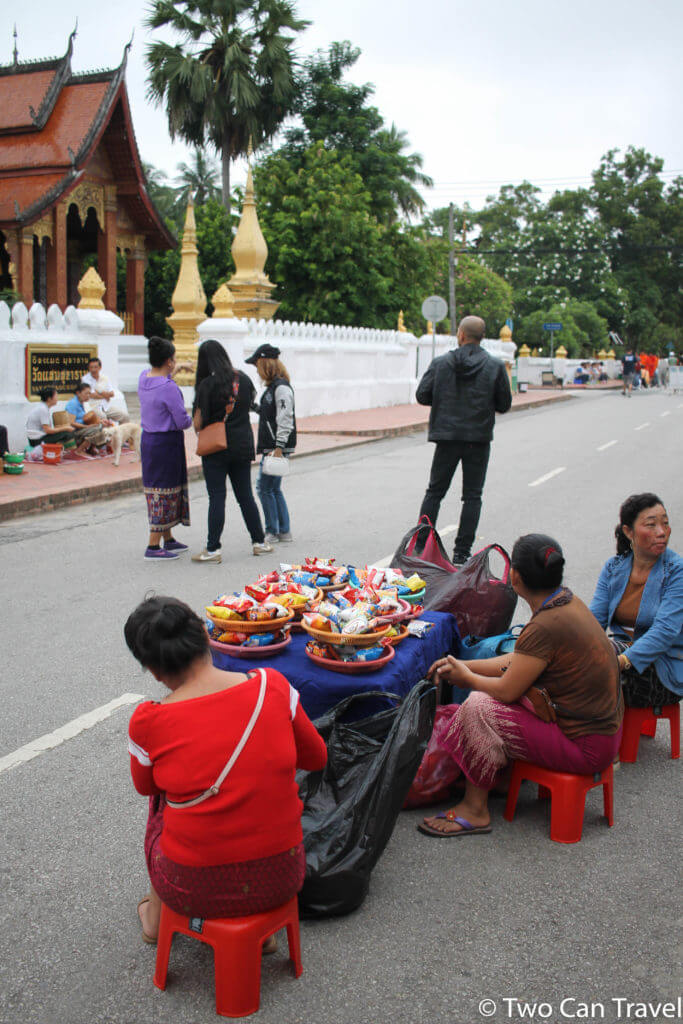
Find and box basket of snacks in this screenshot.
[304,639,396,674]
[301,614,391,648]
[205,595,294,634]
[209,631,292,659]
[384,623,411,646]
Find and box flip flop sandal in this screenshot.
[417,812,492,838]
[137,895,157,945]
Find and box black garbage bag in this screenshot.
[297,680,436,919]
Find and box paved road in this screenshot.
[1,388,681,1024]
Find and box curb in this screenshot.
[0,395,574,521]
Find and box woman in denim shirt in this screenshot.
[590,493,683,708]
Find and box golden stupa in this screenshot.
[227,156,279,320]
[167,197,207,383]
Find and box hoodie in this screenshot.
[415,344,512,443]
[138,370,192,433]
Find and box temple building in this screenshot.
[0,31,175,333]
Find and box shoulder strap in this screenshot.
[166,669,267,810]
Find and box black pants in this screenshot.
[0,425,8,457]
[419,440,491,559]
[202,453,265,551]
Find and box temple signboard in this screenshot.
[25,344,98,401]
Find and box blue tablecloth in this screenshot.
[210,610,462,720]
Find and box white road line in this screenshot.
[634,422,650,431]
[597,440,618,451]
[528,467,566,487]
[373,524,458,567]
[660,411,671,417]
[0,693,145,775]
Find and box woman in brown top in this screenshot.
[419,534,623,838]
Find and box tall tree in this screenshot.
[175,148,221,205]
[281,42,433,224]
[145,0,309,217]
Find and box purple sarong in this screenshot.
[141,430,190,530]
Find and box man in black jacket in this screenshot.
[416,315,512,565]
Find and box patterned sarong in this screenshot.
[141,430,190,530]
[441,693,622,790]
[144,795,305,918]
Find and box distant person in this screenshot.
[0,424,9,457]
[621,348,636,396]
[82,357,130,423]
[26,388,78,448]
[137,337,193,560]
[65,382,110,452]
[191,339,272,563]
[590,493,682,710]
[416,315,512,566]
[247,344,297,545]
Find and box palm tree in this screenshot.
[175,149,221,205]
[375,124,434,222]
[145,0,309,218]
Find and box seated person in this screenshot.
[26,388,79,447]
[65,382,111,452]
[82,357,130,423]
[125,596,327,944]
[418,534,623,838]
[590,493,682,709]
[573,362,591,384]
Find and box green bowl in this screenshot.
[63,440,77,450]
[403,587,426,605]
[3,452,25,464]
[4,463,24,474]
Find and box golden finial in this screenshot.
[227,159,279,319]
[398,310,407,332]
[211,283,235,319]
[77,267,106,309]
[166,197,207,381]
[499,324,512,342]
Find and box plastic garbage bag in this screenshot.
[403,703,461,808]
[297,680,436,918]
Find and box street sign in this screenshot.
[422,295,448,323]
[505,317,514,331]
[542,322,562,331]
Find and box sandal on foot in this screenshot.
[262,934,278,955]
[417,812,492,839]
[137,895,157,945]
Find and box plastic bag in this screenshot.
[402,704,461,808]
[393,520,517,638]
[297,680,436,918]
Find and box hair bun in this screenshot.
[154,604,187,639]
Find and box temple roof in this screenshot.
[0,36,175,250]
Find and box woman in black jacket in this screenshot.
[191,340,272,563]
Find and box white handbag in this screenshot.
[262,454,290,477]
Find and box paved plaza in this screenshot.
[0,389,681,1024]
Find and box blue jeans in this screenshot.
[256,458,290,535]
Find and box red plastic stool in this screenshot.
[619,704,680,763]
[504,760,614,844]
[153,896,303,1018]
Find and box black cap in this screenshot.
[245,343,281,364]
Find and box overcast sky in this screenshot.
[4,0,682,211]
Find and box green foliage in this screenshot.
[514,299,609,358]
[175,148,221,205]
[145,0,309,213]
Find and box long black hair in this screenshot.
[511,534,565,591]
[195,339,234,393]
[615,493,664,555]
[124,596,209,676]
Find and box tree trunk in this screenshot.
[221,130,231,220]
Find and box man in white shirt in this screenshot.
[26,387,83,447]
[81,357,130,423]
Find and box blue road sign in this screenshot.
[543,322,562,331]
[505,318,514,331]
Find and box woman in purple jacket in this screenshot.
[138,337,193,560]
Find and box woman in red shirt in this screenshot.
[125,596,327,944]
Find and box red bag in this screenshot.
[403,704,461,808]
[392,518,517,638]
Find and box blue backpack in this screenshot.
[460,625,524,660]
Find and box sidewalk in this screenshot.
[0,390,572,520]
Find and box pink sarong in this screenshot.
[441,693,622,791]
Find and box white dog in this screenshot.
[102,422,142,466]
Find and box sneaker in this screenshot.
[453,552,469,568]
[278,532,293,543]
[253,541,274,555]
[164,539,188,552]
[191,548,222,563]
[145,547,178,560]
[264,532,280,545]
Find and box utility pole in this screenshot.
[448,203,456,336]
